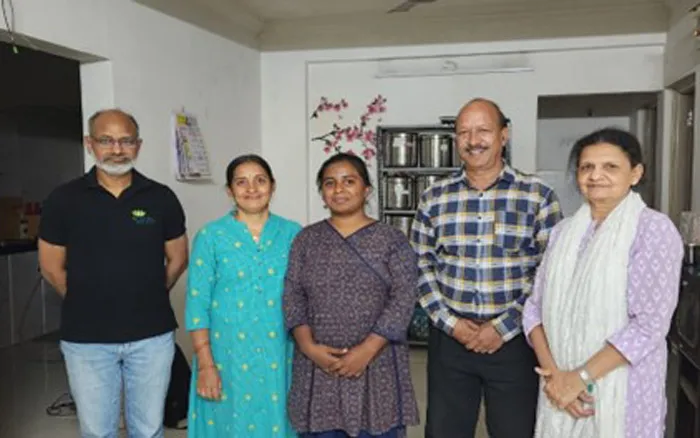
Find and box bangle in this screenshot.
[198,364,216,371]
[578,368,595,394]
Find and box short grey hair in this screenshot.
[88,109,140,138]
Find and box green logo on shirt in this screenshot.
[131,209,155,225]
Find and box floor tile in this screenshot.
[0,339,491,437]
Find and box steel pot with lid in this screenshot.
[382,132,418,167]
[416,175,444,197]
[385,215,413,237]
[419,134,453,168]
[384,176,415,210]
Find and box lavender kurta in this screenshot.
[523,208,683,438]
[283,220,420,437]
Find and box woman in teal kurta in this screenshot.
[185,155,301,437]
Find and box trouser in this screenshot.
[425,326,538,438]
[60,331,175,438]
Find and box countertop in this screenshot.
[0,239,38,255]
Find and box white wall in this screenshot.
[664,0,700,86]
[1,0,262,358]
[262,34,666,224]
[664,6,700,213]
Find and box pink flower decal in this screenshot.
[310,94,387,165]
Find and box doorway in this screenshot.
[536,91,660,216]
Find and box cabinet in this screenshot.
[668,342,700,437]
[667,261,700,437]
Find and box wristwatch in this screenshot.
[578,368,596,394]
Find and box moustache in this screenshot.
[102,155,131,162]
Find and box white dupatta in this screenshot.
[536,191,646,438]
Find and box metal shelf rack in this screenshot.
[375,121,459,347]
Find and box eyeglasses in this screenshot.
[91,136,140,148]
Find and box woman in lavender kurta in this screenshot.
[283,153,419,438]
[523,128,683,438]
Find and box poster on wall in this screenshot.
[171,110,212,181]
[308,94,387,220]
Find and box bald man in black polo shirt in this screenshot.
[38,109,189,438]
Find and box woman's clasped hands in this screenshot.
[535,367,596,419]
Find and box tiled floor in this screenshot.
[0,337,487,438]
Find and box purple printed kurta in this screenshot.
[283,221,420,437]
[523,208,683,438]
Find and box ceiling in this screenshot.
[134,0,670,51]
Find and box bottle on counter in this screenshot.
[19,214,29,239]
[19,202,41,240]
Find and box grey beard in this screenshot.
[95,160,135,176]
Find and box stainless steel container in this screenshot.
[416,175,443,197]
[419,134,453,167]
[385,215,413,237]
[384,176,415,210]
[452,139,463,167]
[382,132,418,167]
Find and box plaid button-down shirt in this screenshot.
[410,164,562,342]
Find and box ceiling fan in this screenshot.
[388,0,437,13]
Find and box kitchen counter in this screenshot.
[0,240,37,255]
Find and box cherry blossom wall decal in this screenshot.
[310,94,387,164]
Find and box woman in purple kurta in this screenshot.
[522,128,683,438]
[524,206,682,437]
[283,153,419,438]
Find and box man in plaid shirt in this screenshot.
[410,98,562,438]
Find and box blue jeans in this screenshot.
[60,331,175,438]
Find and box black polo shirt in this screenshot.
[39,167,186,343]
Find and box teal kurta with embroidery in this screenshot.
[185,213,302,438]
